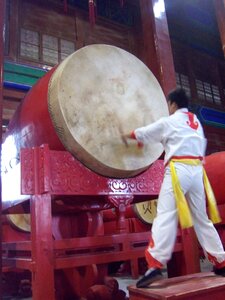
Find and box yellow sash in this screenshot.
[170,158,221,229]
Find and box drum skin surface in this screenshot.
[3,44,168,178]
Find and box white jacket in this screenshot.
[134,108,207,165]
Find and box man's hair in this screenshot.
[167,88,189,108]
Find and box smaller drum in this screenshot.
[7,214,31,232]
[133,199,158,224]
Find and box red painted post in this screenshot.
[30,194,55,299]
[30,147,55,300]
[214,0,225,57]
[139,0,176,95]
[0,0,5,298]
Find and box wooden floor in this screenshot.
[128,272,225,300]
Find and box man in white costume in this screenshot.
[123,88,225,288]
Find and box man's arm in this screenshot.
[121,130,144,148]
[122,117,166,148]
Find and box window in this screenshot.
[175,73,191,96]
[211,85,221,105]
[42,34,58,64]
[195,79,221,105]
[61,39,75,60]
[20,28,75,65]
[20,29,39,60]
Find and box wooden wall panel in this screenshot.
[18,0,137,56]
[3,88,26,101]
[2,88,24,132]
[19,1,77,40]
[171,42,188,75]
[171,40,225,105]
[83,23,133,51]
[7,0,19,61]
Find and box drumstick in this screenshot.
[121,134,129,147]
[118,124,129,147]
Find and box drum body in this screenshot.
[205,151,225,205]
[3,44,168,178]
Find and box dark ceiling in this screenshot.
[165,0,224,59]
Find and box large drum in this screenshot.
[3,44,168,178]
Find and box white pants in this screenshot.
[147,163,225,267]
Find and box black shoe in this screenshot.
[136,268,163,288]
[214,266,225,276]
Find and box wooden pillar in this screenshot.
[31,194,55,300]
[139,0,176,96]
[9,0,19,59]
[0,0,5,297]
[30,147,55,300]
[214,0,225,57]
[214,0,225,104]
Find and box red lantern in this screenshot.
[64,0,68,13]
[89,0,96,26]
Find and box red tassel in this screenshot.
[89,0,95,26]
[74,9,78,40]
[64,0,68,13]
[120,0,124,7]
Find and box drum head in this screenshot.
[133,200,158,224]
[48,44,168,178]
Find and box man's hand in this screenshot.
[121,132,144,148]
